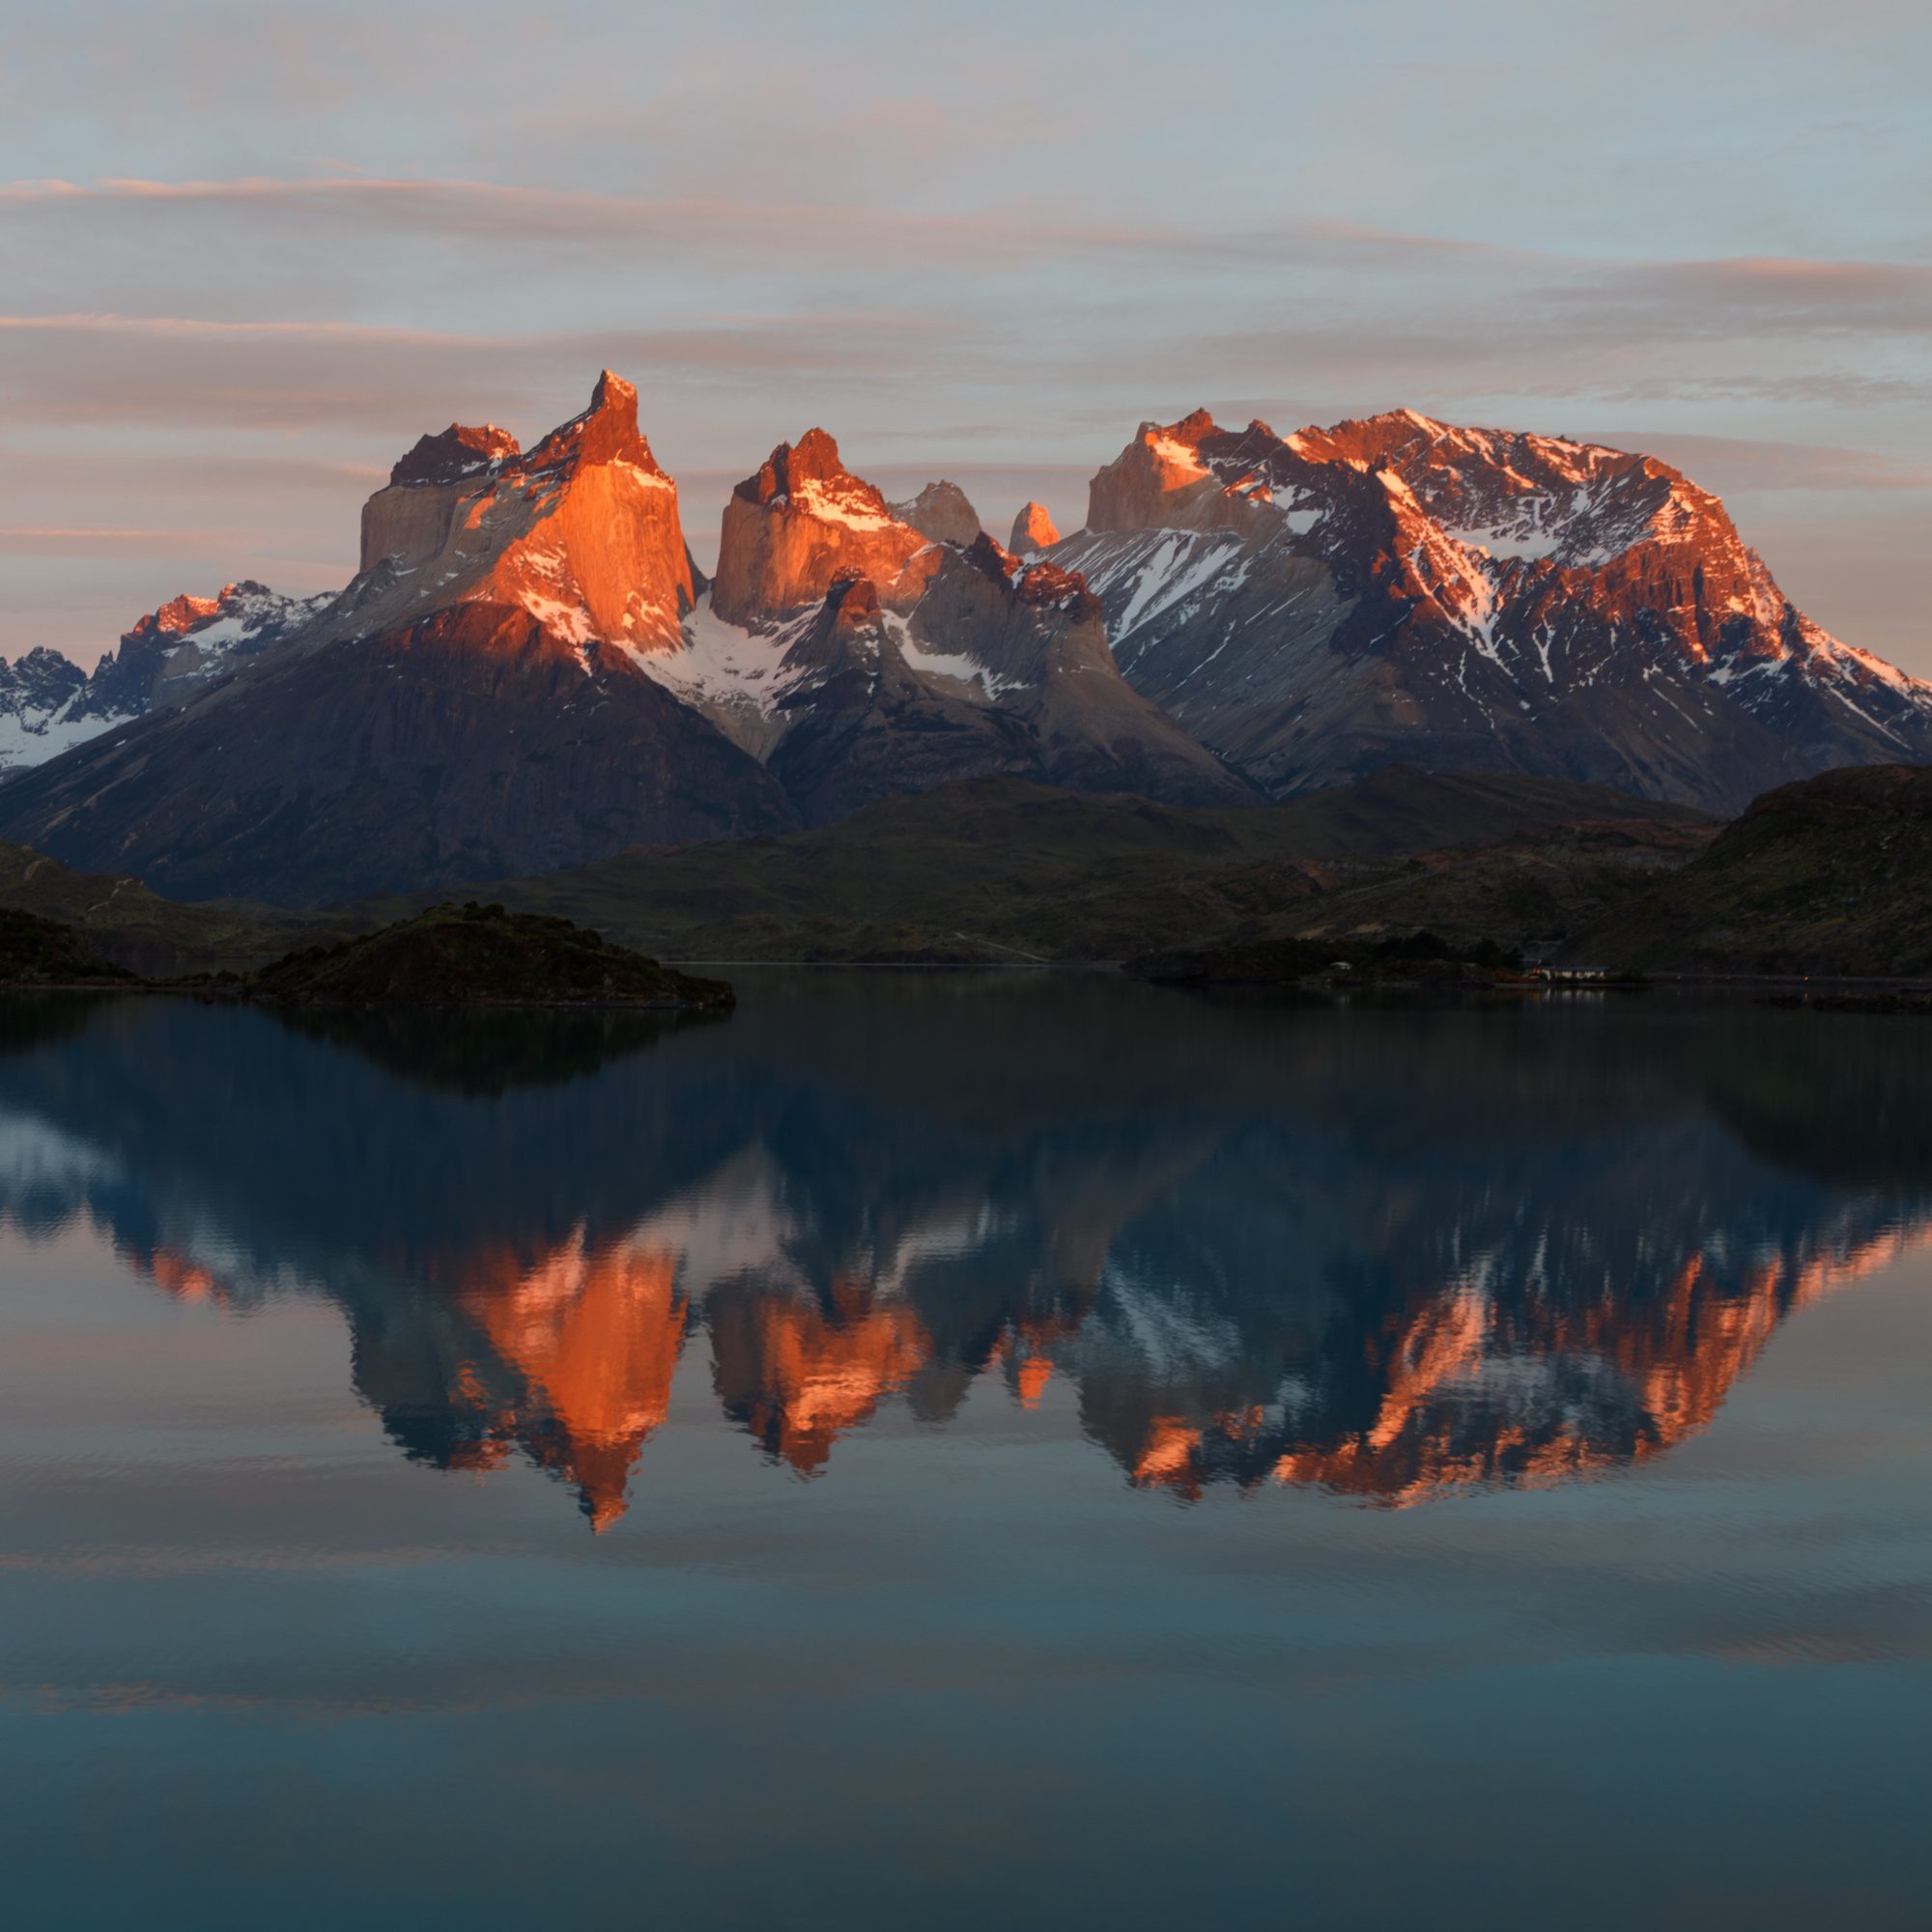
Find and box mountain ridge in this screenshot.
[1052,406,1932,812]
[1,374,1925,902]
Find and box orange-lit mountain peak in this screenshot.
[1163,407,1221,447]
[349,369,698,657]
[1085,409,1273,533]
[523,367,660,475]
[1009,500,1061,552]
[712,428,929,626]
[143,591,226,638]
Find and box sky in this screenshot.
[3,0,1930,669]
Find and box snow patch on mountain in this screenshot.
[792,479,901,533]
[0,707,118,777]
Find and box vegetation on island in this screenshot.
[235,902,734,1009]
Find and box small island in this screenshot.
[1128,927,1530,990]
[1,901,734,1012]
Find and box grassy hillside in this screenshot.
[1578,764,1932,977]
[0,840,318,976]
[373,771,1713,964]
[0,769,1715,973]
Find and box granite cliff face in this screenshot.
[709,430,935,627]
[1053,408,1932,812]
[344,369,702,654]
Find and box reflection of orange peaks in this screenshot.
[1014,1355,1054,1409]
[711,1280,929,1473]
[991,1321,1068,1409]
[1129,1224,1932,1507]
[1132,1416,1205,1497]
[459,1231,688,1530]
[133,1246,227,1307]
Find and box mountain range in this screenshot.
[1,370,1925,905]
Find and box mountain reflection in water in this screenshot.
[1,975,1928,1528]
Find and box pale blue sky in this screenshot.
[4,0,1929,666]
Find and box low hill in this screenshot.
[386,770,1713,964]
[1578,764,1932,977]
[245,902,734,1009]
[0,840,313,976]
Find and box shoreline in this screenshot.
[12,961,1932,1003]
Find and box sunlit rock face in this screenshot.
[360,424,522,572]
[710,429,936,626]
[1009,501,1061,553]
[352,369,701,654]
[1056,408,1932,814]
[889,479,982,548]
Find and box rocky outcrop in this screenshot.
[0,648,89,771]
[1009,500,1061,552]
[709,429,933,626]
[1083,409,1265,535]
[751,538,1254,823]
[389,422,521,488]
[761,570,1039,823]
[1055,408,1932,813]
[889,479,981,547]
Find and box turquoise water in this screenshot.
[2,976,1929,1929]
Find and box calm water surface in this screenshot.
[2,973,1929,1929]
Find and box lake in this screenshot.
[3,973,1929,1929]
